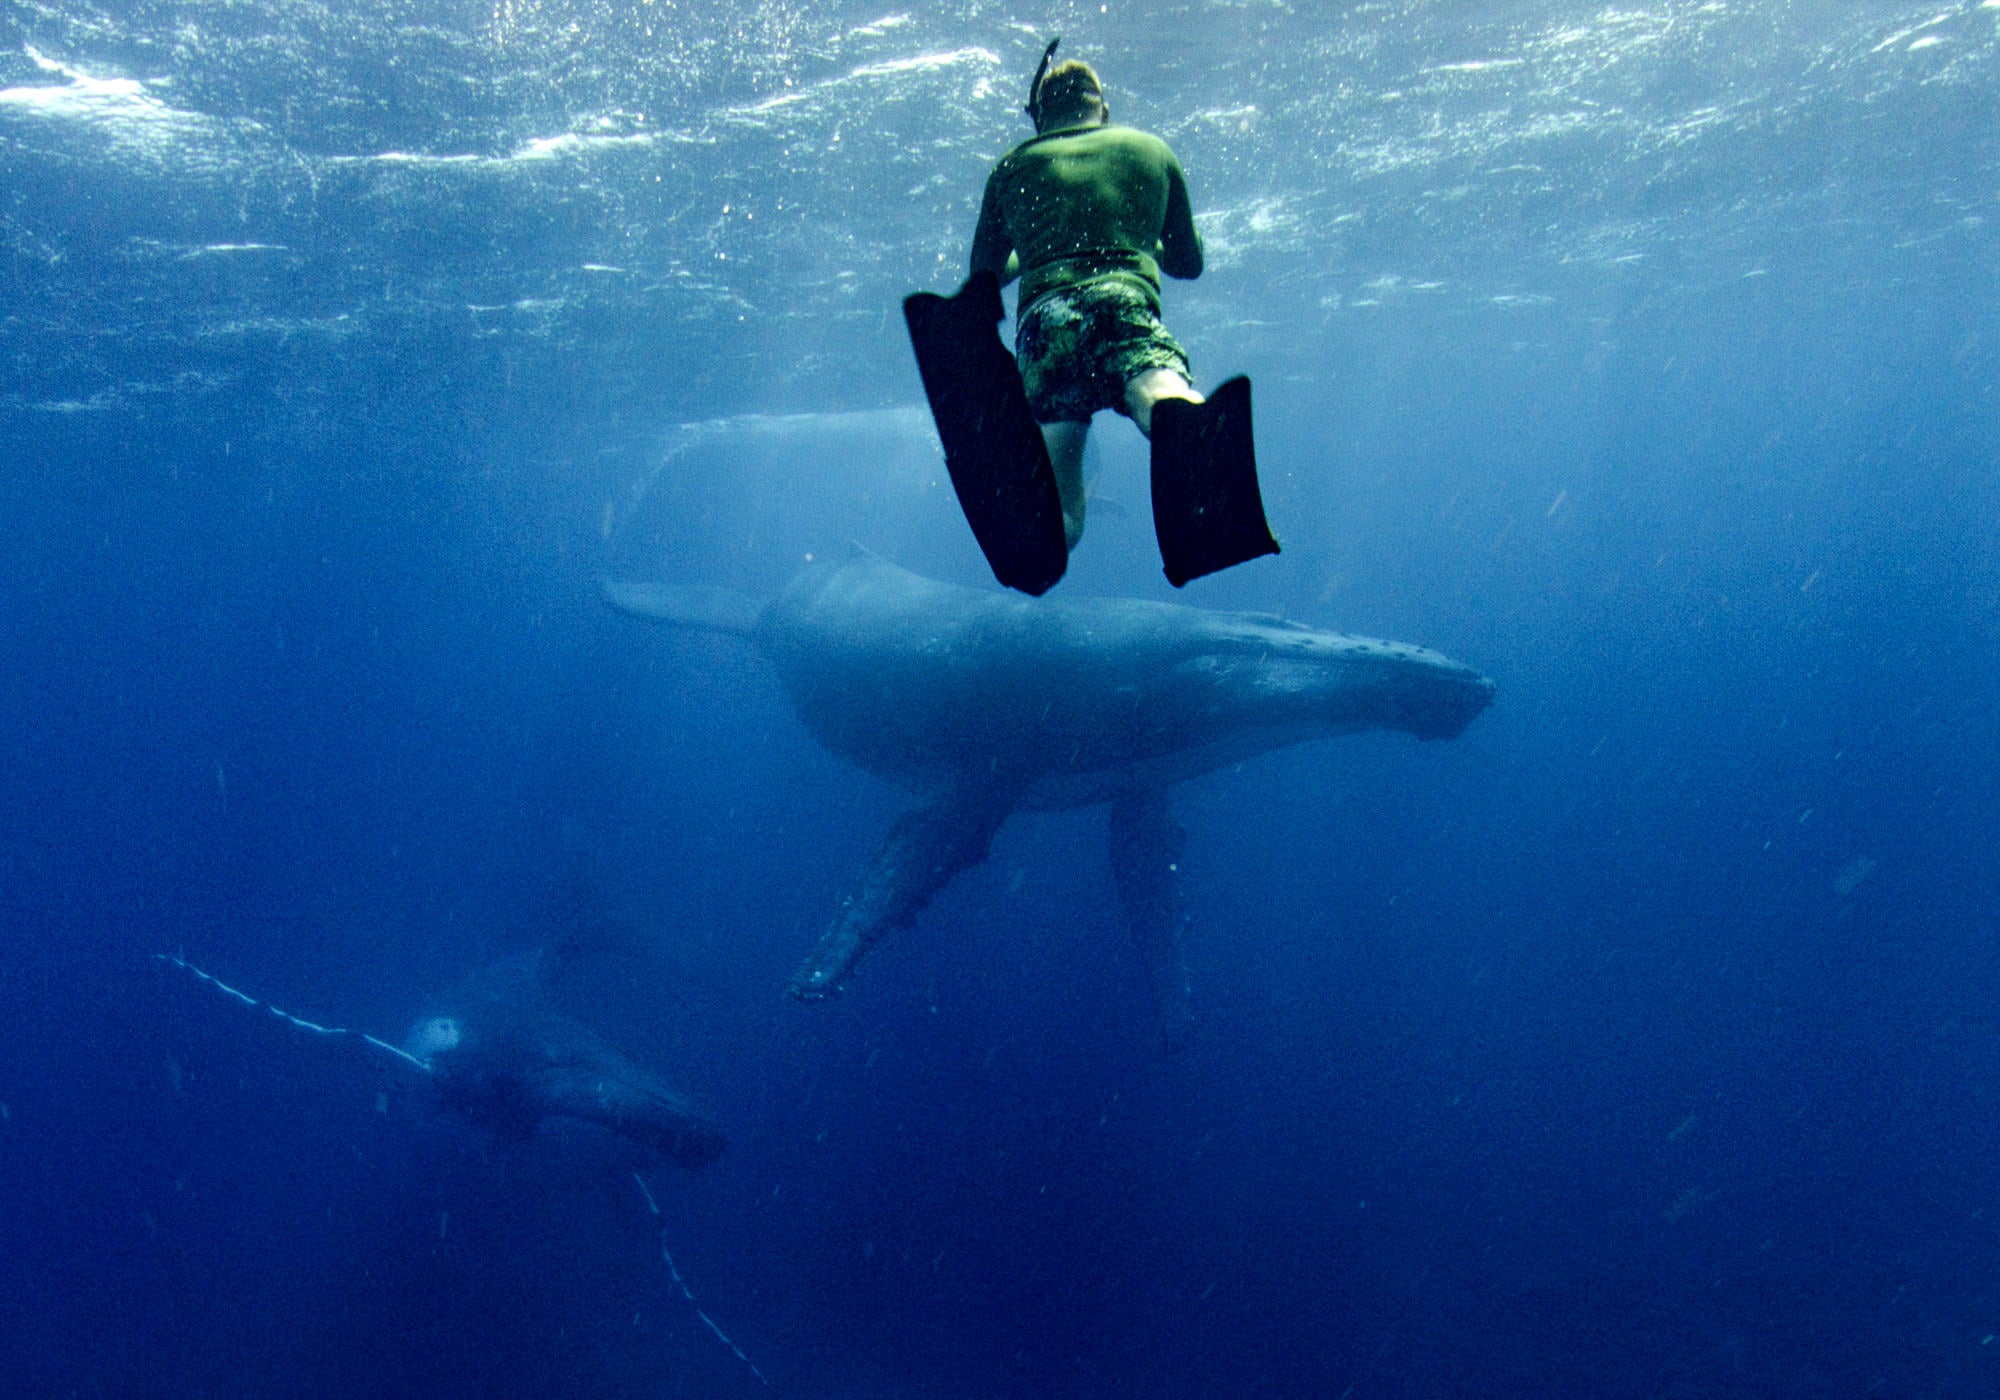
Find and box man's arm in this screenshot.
[968,167,1020,285]
[1157,156,1203,281]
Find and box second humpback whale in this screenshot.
[405,933,726,1170]
[607,551,1492,1046]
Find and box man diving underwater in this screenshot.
[970,48,1206,552]
[905,40,1277,593]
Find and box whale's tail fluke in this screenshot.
[602,579,761,636]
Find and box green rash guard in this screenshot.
[969,122,1203,316]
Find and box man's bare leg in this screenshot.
[1125,368,1203,437]
[1040,419,1091,550]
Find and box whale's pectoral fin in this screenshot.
[602,579,762,637]
[791,777,1023,1000]
[1108,790,1196,1052]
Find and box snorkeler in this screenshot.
[905,39,1276,593]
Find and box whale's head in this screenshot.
[402,1015,465,1068]
[1163,613,1495,746]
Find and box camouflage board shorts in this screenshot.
[1015,277,1192,424]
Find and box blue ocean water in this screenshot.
[2,1,1996,1395]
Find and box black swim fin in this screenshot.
[903,272,1068,596]
[1149,376,1280,587]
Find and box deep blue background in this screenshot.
[3,2,1998,1396]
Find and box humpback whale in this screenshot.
[405,934,726,1170]
[607,551,1492,1046]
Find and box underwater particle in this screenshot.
[1833,856,1878,897]
[1664,1185,1716,1222]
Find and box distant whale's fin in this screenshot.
[602,580,761,636]
[1109,790,1195,1052]
[790,775,1025,999]
[539,915,641,993]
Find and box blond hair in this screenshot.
[1033,59,1105,129]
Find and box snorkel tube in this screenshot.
[1023,35,1061,129]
